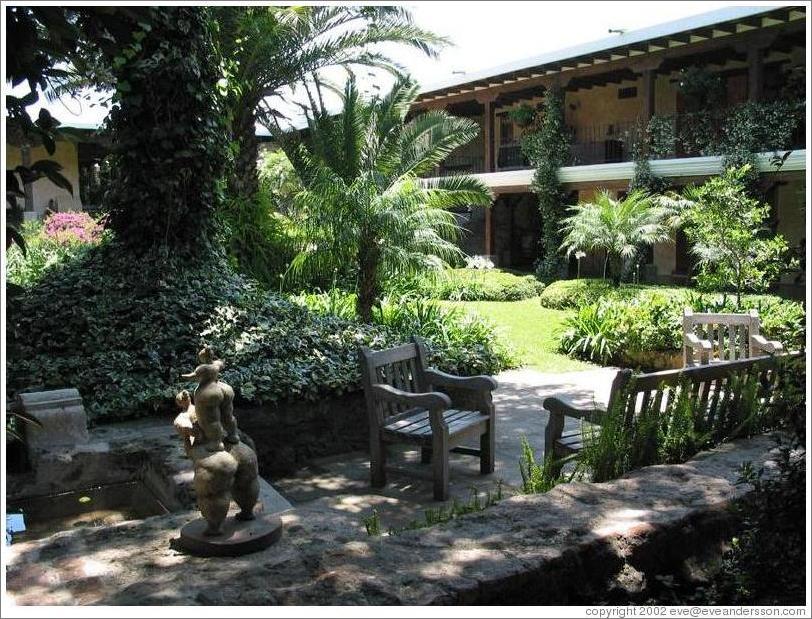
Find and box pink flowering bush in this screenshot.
[7,214,107,288]
[43,211,104,244]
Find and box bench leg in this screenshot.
[370,433,386,488]
[480,418,495,474]
[420,446,432,464]
[432,432,449,501]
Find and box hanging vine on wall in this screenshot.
[521,85,571,281]
[629,115,675,194]
[674,66,804,193]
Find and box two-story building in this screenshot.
[412,6,807,295]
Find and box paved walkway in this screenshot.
[273,367,619,529]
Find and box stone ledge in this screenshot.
[6,434,780,605]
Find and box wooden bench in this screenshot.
[543,353,798,475]
[359,337,498,501]
[683,308,783,367]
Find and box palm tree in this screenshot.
[561,190,673,285]
[279,77,493,321]
[213,6,447,202]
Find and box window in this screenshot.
[499,117,514,145]
[618,86,638,99]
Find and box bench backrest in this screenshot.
[609,353,798,440]
[359,338,430,423]
[683,308,762,364]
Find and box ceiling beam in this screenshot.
[412,18,803,109]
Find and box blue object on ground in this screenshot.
[6,513,26,544]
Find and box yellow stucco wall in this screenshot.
[6,139,82,218]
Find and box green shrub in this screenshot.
[6,220,105,288]
[7,243,511,422]
[559,303,624,364]
[393,268,544,302]
[218,189,300,291]
[550,280,805,365]
[373,297,517,375]
[539,278,622,309]
[291,289,358,321]
[292,289,516,376]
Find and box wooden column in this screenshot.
[480,95,496,258]
[482,98,495,173]
[484,197,494,258]
[641,69,656,122]
[747,47,764,102]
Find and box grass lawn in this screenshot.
[442,298,596,373]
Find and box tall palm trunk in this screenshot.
[230,94,261,202]
[357,237,380,323]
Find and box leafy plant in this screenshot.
[679,166,797,306]
[292,288,358,321]
[213,5,447,203]
[561,190,674,285]
[278,76,492,321]
[218,188,299,290]
[394,268,544,302]
[362,508,381,536]
[554,283,804,366]
[373,297,516,375]
[7,244,399,420]
[658,382,710,464]
[506,103,536,128]
[518,435,565,494]
[559,302,623,364]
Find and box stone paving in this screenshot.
[272,367,619,528]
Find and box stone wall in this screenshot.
[235,392,368,478]
[5,434,787,605]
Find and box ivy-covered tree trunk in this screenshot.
[522,85,571,282]
[98,7,225,252]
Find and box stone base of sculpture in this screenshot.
[178,512,283,557]
[173,348,282,556]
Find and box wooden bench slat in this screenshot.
[410,410,483,436]
[544,352,801,470]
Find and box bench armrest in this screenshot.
[543,396,606,421]
[684,333,711,365]
[371,384,451,411]
[543,396,606,457]
[684,333,712,351]
[751,335,784,355]
[424,368,498,392]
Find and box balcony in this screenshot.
[431,153,485,177]
[497,143,527,170]
[429,106,806,179]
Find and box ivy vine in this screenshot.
[94,7,227,253]
[521,86,571,281]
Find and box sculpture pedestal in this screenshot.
[177,513,283,557]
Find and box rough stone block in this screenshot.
[17,389,89,456]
